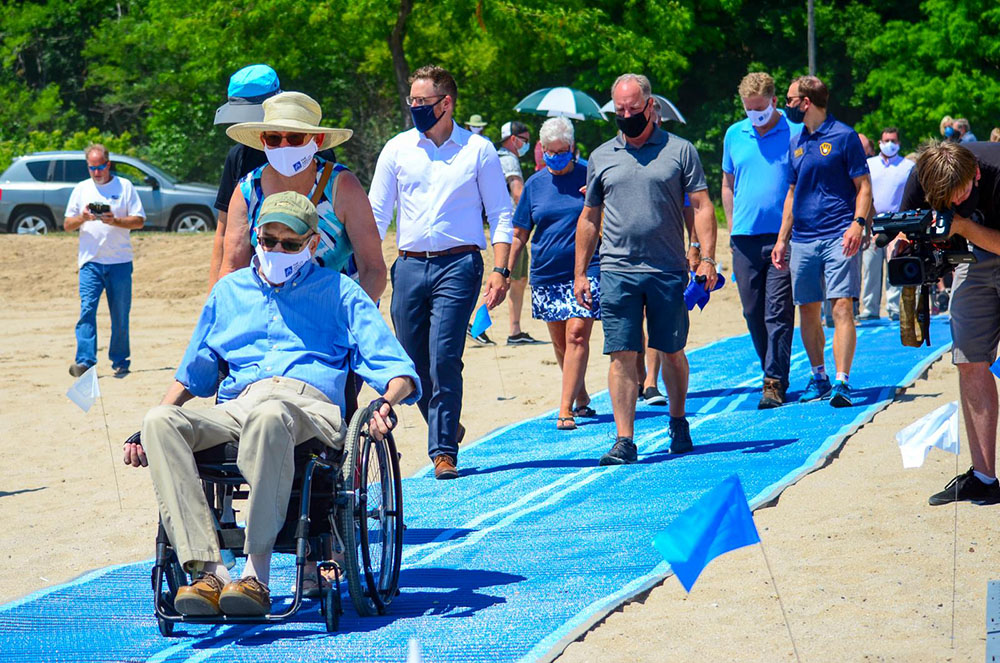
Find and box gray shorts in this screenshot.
[950,248,1000,364]
[789,236,861,305]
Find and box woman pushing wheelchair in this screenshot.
[122,191,419,617]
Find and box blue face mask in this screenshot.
[410,98,445,133]
[517,139,530,157]
[543,150,573,171]
[784,104,806,124]
[944,126,955,138]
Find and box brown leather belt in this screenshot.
[398,244,480,258]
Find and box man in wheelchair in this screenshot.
[123,191,418,617]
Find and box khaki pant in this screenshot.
[143,377,344,568]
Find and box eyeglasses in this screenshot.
[515,134,531,144]
[259,233,314,252]
[785,95,805,105]
[262,132,310,148]
[88,163,109,172]
[543,148,572,157]
[405,94,445,108]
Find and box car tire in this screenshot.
[10,207,55,235]
[168,208,215,233]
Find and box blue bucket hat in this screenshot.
[214,64,282,125]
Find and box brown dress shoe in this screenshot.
[434,454,459,480]
[219,576,271,616]
[758,378,786,410]
[173,572,224,616]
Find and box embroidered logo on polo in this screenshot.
[820,142,832,156]
[794,147,804,158]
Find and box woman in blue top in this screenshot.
[509,117,601,430]
[220,92,386,302]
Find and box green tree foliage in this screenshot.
[0,0,997,195]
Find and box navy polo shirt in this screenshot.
[722,112,802,236]
[789,114,869,242]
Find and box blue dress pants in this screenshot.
[75,261,132,370]
[390,252,483,461]
[730,234,793,389]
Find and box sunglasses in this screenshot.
[262,132,311,148]
[259,233,314,252]
[88,163,109,172]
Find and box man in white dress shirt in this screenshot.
[860,127,914,320]
[369,65,513,480]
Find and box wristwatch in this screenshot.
[690,242,701,250]
[493,266,511,278]
[702,257,718,267]
[854,216,867,227]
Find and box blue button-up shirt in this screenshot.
[176,261,421,411]
[789,114,870,242]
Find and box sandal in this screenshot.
[572,405,597,418]
[556,416,577,430]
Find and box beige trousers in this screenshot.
[142,377,344,568]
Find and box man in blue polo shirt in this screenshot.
[771,75,872,408]
[722,72,800,409]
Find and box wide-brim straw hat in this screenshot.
[226,91,353,151]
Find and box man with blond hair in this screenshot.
[575,72,718,465]
[722,72,800,408]
[772,75,872,408]
[901,141,1000,505]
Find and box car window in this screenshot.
[25,161,51,181]
[55,159,90,183]
[112,162,151,187]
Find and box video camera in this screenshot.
[872,209,976,286]
[872,209,977,345]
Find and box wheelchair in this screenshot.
[146,400,404,635]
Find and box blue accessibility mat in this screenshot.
[1,317,951,662]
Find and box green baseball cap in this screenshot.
[256,191,318,235]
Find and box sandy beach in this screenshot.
[0,230,993,661]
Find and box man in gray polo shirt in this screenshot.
[575,73,718,465]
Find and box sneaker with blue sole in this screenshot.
[829,380,853,408]
[798,376,832,402]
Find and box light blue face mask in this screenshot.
[516,138,530,157]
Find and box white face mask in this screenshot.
[264,141,318,177]
[254,241,312,285]
[879,141,900,158]
[469,126,484,134]
[745,103,775,128]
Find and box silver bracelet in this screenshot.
[702,257,718,267]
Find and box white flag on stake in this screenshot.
[406,638,423,663]
[66,365,100,412]
[896,400,960,469]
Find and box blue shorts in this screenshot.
[530,276,602,322]
[789,236,861,305]
[600,270,688,354]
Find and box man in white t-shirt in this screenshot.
[64,144,145,377]
[860,127,914,320]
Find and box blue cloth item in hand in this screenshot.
[684,271,726,311]
[470,303,492,338]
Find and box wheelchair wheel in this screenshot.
[340,408,403,616]
[323,586,340,632]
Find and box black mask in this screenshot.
[953,183,980,218]
[410,98,445,133]
[784,104,806,124]
[615,99,651,138]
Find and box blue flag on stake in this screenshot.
[470,303,492,338]
[652,474,760,592]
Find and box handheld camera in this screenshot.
[87,202,111,215]
[872,209,977,345]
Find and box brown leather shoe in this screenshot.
[758,378,786,410]
[219,576,271,616]
[173,572,224,616]
[434,454,459,480]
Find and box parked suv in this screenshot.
[0,151,217,234]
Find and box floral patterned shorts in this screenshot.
[530,275,602,322]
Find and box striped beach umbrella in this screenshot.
[600,94,687,124]
[514,87,607,121]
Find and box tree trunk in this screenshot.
[389,0,414,128]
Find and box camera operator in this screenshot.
[901,140,1000,505]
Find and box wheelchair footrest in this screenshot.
[218,526,245,550]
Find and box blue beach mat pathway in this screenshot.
[0,318,951,662]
